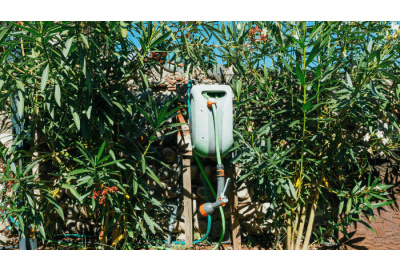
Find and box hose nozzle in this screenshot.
[199,178,231,217]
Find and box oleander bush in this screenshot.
[1,21,399,250]
[0,21,183,249]
[179,21,400,249]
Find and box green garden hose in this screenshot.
[168,84,226,249]
[193,94,226,250]
[193,152,225,250]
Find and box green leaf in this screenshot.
[356,219,375,234]
[41,63,50,91]
[137,106,155,128]
[367,39,373,53]
[97,141,106,163]
[338,199,344,214]
[287,179,297,200]
[146,166,162,186]
[55,83,61,106]
[371,201,394,209]
[17,86,24,117]
[0,24,12,44]
[70,104,80,130]
[67,168,92,176]
[22,159,42,176]
[141,157,146,173]
[281,59,294,74]
[76,175,92,186]
[296,64,305,86]
[306,38,321,67]
[156,95,177,127]
[98,86,112,105]
[61,36,74,66]
[139,70,149,89]
[44,193,65,220]
[346,198,352,214]
[302,101,311,112]
[143,212,155,234]
[150,31,171,49]
[346,73,353,88]
[97,159,125,168]
[380,69,400,83]
[80,33,90,48]
[61,184,82,203]
[289,120,300,127]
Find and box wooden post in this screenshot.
[182,156,193,248]
[227,164,241,250]
[177,109,194,248]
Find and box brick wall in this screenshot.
[340,159,400,250]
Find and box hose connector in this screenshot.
[207,98,217,108]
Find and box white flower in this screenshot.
[391,21,399,31]
[367,147,373,154]
[343,50,347,58]
[376,130,384,139]
[364,133,370,142]
[294,32,299,39]
[237,22,242,30]
[374,186,382,191]
[383,123,388,130]
[381,137,389,145]
[261,28,268,36]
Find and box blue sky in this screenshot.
[128,21,398,70]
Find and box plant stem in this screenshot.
[286,201,292,249]
[302,194,318,250]
[294,202,308,250]
[290,206,299,250]
[102,202,111,250]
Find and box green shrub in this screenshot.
[180,21,400,249]
[0,21,179,248]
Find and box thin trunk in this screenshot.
[286,215,292,250]
[302,196,318,250]
[294,202,308,250]
[290,208,299,250]
[286,201,292,250]
[102,203,111,250]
